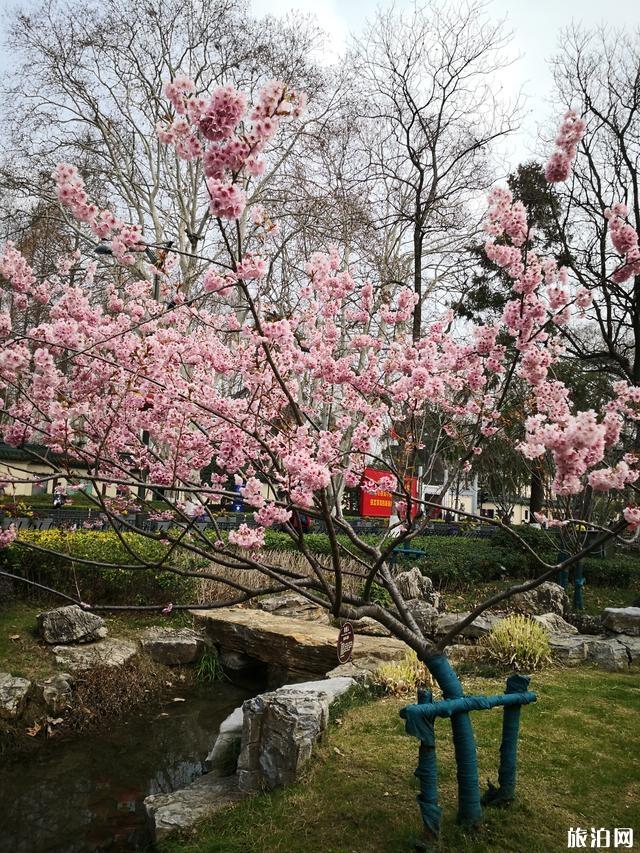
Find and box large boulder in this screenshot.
[37,605,107,645]
[602,607,640,636]
[237,676,354,792]
[139,627,206,665]
[206,706,244,777]
[588,638,631,671]
[395,568,444,611]
[532,612,578,635]
[191,607,407,679]
[0,673,31,719]
[52,637,137,672]
[435,611,501,640]
[506,582,569,616]
[548,634,593,665]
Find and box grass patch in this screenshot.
[0,601,193,680]
[444,581,635,617]
[160,669,640,853]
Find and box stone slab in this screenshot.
[52,638,138,672]
[191,607,407,676]
[144,774,245,841]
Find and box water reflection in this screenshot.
[0,683,252,852]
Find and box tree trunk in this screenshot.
[421,652,482,829]
[529,461,544,520]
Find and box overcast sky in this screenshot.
[1,0,638,170]
[251,0,640,166]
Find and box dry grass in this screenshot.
[195,549,367,603]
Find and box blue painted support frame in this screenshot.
[401,665,536,832]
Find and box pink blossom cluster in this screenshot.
[235,255,267,281]
[53,164,144,264]
[484,188,527,246]
[0,525,17,548]
[157,77,305,220]
[228,523,265,549]
[623,507,640,529]
[544,109,586,183]
[604,203,640,284]
[207,179,247,220]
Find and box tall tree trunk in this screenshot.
[529,461,545,520]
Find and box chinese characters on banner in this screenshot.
[359,467,419,518]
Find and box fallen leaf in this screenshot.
[333,747,343,756]
[26,722,43,737]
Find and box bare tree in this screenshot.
[1,0,327,287]
[352,0,520,339]
[550,25,640,388]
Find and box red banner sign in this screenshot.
[359,467,419,518]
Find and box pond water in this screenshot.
[0,682,255,852]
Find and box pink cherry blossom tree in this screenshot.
[1,78,639,842]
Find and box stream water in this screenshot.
[0,682,255,852]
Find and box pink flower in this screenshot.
[229,524,265,550]
[623,506,640,529]
[0,525,17,548]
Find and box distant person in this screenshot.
[53,487,66,509]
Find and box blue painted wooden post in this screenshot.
[413,689,442,843]
[482,673,531,806]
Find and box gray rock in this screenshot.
[139,627,206,665]
[435,611,500,640]
[507,582,569,616]
[206,706,244,777]
[588,638,631,671]
[602,607,640,636]
[52,638,138,671]
[406,600,440,636]
[532,612,578,635]
[40,672,73,714]
[37,605,107,645]
[0,672,31,719]
[617,634,640,668]
[237,676,354,792]
[145,773,245,842]
[395,568,444,611]
[548,634,593,665]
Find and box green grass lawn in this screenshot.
[0,601,193,680]
[444,580,635,617]
[160,669,640,853]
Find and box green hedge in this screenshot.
[1,528,638,609]
[1,530,195,605]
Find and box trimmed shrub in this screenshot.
[2,530,195,605]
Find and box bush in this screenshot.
[374,651,431,696]
[2,530,196,606]
[483,615,551,672]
